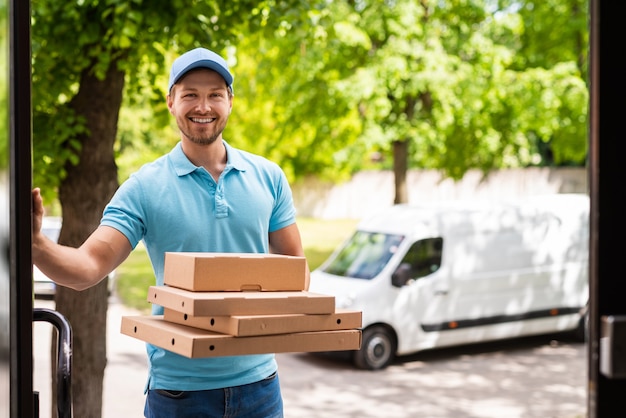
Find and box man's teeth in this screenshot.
[192,117,214,123]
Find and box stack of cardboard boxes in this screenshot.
[121,252,362,358]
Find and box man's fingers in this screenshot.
[31,188,44,233]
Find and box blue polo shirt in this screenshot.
[101,140,297,391]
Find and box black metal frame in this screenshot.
[8,0,35,416]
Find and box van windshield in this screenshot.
[321,231,405,280]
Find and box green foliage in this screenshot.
[226,5,366,182]
[505,0,589,78]
[27,0,590,198]
[227,0,588,182]
[278,0,590,180]
[30,0,177,201]
[114,81,179,182]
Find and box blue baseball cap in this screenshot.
[168,47,234,93]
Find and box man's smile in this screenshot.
[190,117,215,123]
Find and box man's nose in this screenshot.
[196,97,212,111]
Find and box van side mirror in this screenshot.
[392,263,412,288]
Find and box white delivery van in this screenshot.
[309,194,589,370]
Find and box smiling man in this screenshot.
[32,47,309,418]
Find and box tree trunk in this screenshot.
[393,139,409,204]
[52,61,124,418]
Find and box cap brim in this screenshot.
[169,60,233,92]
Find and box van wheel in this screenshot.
[353,326,397,370]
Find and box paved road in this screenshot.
[34,298,587,418]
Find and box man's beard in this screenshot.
[180,119,225,145]
[187,131,220,145]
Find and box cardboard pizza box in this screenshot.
[121,315,362,358]
[163,308,362,336]
[163,252,307,291]
[147,286,335,316]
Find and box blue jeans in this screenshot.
[144,372,283,418]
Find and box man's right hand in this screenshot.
[31,187,44,237]
[30,188,134,291]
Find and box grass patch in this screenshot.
[297,217,358,269]
[114,217,359,311]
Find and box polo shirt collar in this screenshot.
[222,140,249,172]
[171,140,249,177]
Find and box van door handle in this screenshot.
[434,290,448,295]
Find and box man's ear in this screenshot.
[167,94,175,114]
